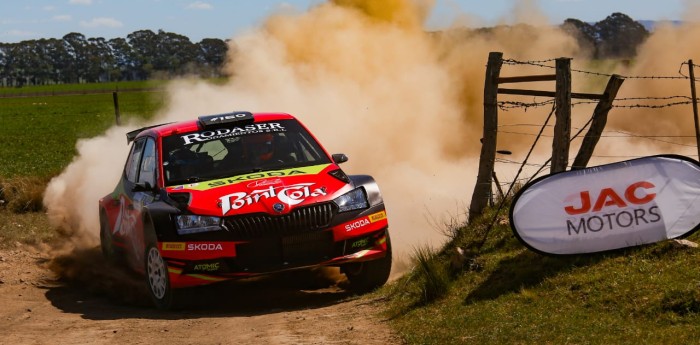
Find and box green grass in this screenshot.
[0,209,56,248]
[383,207,700,344]
[0,82,164,177]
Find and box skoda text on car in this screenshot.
[98,111,392,309]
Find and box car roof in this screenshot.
[129,112,296,142]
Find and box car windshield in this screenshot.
[162,119,331,186]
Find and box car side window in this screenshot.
[125,138,146,183]
[138,137,156,186]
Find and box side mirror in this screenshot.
[332,153,348,164]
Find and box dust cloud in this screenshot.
[607,15,700,160]
[42,0,700,281]
[44,125,135,247]
[156,0,580,258]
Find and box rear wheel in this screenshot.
[145,244,175,310]
[342,231,392,293]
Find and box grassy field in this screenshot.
[383,206,700,344]
[0,81,164,177]
[0,82,163,246]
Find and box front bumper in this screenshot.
[159,206,390,288]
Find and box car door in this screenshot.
[114,136,158,271]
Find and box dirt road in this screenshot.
[0,246,402,345]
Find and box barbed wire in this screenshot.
[617,96,694,101]
[501,58,557,69]
[677,61,700,80]
[603,129,698,147]
[499,129,696,147]
[499,95,697,110]
[497,99,555,111]
[495,158,545,167]
[492,57,700,211]
[569,99,695,108]
[612,100,695,109]
[502,58,692,80]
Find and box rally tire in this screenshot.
[145,244,176,310]
[342,232,392,293]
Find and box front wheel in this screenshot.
[145,245,175,310]
[342,232,392,293]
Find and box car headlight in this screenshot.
[333,188,369,212]
[176,215,223,235]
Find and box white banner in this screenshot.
[510,155,700,255]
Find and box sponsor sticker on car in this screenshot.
[162,242,186,251]
[343,211,388,232]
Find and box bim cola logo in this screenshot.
[219,183,327,215]
[510,155,700,255]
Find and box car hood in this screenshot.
[165,163,352,217]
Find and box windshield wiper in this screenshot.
[168,176,204,186]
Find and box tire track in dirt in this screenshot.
[0,246,402,345]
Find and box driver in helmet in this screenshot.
[241,133,275,165]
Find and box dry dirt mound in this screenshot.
[0,246,403,345]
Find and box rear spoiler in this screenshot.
[126,123,171,143]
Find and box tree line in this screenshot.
[0,29,228,87]
[0,12,651,87]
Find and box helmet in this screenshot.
[242,133,274,162]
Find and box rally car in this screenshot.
[98,111,392,309]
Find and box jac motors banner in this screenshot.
[510,155,700,255]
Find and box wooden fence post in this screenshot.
[113,91,121,126]
[688,60,700,160]
[469,51,503,221]
[572,75,625,169]
[551,58,571,173]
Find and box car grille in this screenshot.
[223,202,336,240]
[233,230,337,270]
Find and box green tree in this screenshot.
[127,29,158,79]
[595,12,649,58]
[197,38,228,77]
[561,18,597,57]
[62,32,90,83]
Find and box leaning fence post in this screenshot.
[572,75,625,169]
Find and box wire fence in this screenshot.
[492,56,700,198]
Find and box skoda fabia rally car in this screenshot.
[99,111,391,309]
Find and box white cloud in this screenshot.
[79,17,123,28]
[43,6,57,11]
[52,15,73,22]
[186,1,213,10]
[69,0,93,5]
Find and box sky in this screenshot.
[0,0,689,43]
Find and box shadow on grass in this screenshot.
[463,250,611,305]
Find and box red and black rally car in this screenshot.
[98,111,391,309]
